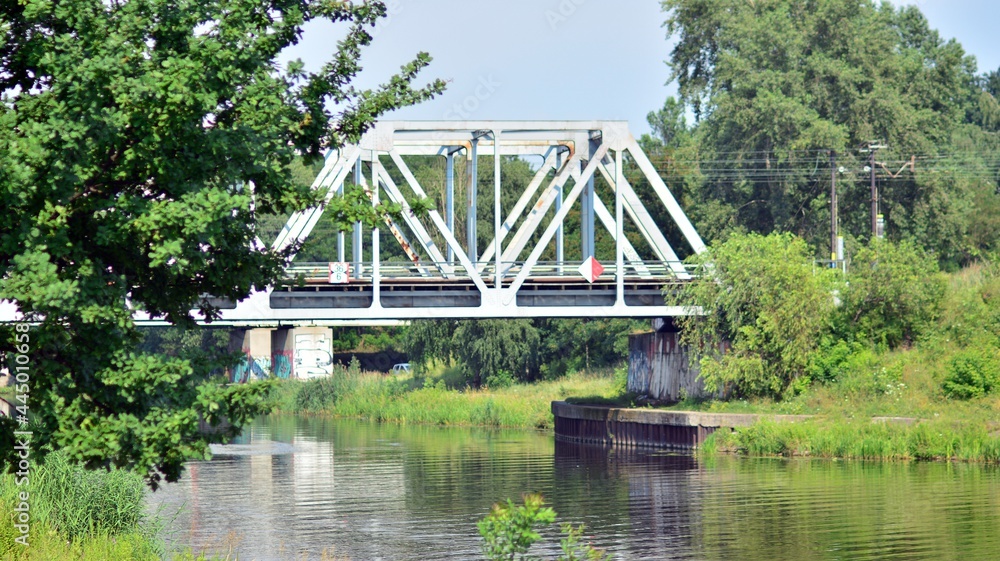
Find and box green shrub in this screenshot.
[478,494,608,561]
[478,493,555,560]
[672,232,835,399]
[943,347,1000,399]
[610,365,628,396]
[839,239,945,348]
[808,339,868,384]
[484,369,516,389]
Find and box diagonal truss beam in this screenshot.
[591,194,650,277]
[375,164,451,276]
[508,143,609,295]
[358,177,429,276]
[387,150,489,293]
[479,149,559,265]
[597,161,689,278]
[625,139,706,255]
[272,146,361,257]
[499,152,583,264]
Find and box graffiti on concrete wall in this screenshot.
[231,354,272,383]
[294,333,333,379]
[271,351,293,379]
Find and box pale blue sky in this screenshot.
[280,1,1000,137]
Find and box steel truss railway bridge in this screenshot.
[2,121,707,327]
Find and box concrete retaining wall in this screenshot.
[552,401,811,449]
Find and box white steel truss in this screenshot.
[5,121,703,327]
[192,121,706,326]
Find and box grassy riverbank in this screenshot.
[0,452,237,560]
[271,366,625,429]
[689,357,1000,462]
[645,263,1000,463]
[702,416,1000,462]
[0,452,160,561]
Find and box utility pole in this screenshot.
[862,142,887,238]
[870,147,877,237]
[830,150,837,262]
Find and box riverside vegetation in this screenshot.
[0,452,159,560]
[666,233,1000,464]
[0,452,238,560]
[271,358,626,430]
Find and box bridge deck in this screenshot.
[270,276,687,311]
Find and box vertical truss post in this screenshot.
[330,151,345,262]
[493,129,502,288]
[446,150,456,265]
[555,149,564,274]
[615,149,624,306]
[371,151,381,307]
[353,157,364,278]
[479,150,558,266]
[581,135,597,260]
[467,137,479,264]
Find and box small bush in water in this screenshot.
[478,493,608,561]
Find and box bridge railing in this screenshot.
[284,260,699,283]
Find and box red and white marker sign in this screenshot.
[328,262,350,284]
[577,256,604,283]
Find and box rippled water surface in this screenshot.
[148,416,1000,560]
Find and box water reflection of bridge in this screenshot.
[554,440,701,556]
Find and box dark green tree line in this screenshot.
[655,0,1000,266]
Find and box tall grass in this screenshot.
[707,418,1000,463]
[274,368,624,429]
[0,452,160,560]
[32,452,147,539]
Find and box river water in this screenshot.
[148,415,1000,560]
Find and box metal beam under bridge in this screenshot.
[6,121,708,328]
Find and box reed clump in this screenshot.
[0,452,161,560]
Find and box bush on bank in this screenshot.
[665,248,1000,463]
[670,232,836,398]
[672,233,998,402]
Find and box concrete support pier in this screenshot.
[271,328,294,379]
[627,330,724,402]
[228,328,274,382]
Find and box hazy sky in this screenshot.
[279,1,1000,137]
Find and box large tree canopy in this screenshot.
[658,0,1000,264]
[0,0,444,487]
